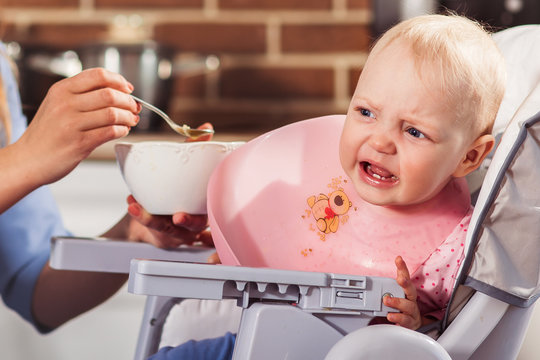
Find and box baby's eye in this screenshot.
[359,108,375,118]
[406,127,426,139]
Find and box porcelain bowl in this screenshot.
[115,141,244,215]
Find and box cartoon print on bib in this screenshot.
[304,176,355,238]
[307,189,352,234]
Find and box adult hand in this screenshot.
[16,68,140,187]
[126,195,213,248]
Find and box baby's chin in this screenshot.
[360,194,402,207]
[361,192,444,212]
[351,183,415,208]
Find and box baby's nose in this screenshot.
[368,129,397,155]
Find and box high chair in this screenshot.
[50,24,540,359]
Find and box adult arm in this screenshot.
[0,68,140,213]
[32,210,209,331]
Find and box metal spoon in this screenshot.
[131,95,214,139]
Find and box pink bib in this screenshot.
[208,115,471,277]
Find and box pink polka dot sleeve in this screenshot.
[411,208,473,320]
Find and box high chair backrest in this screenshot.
[447,24,540,321]
[434,24,540,360]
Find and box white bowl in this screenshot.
[115,141,244,215]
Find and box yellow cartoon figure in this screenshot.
[307,189,352,234]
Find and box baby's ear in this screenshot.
[453,134,495,178]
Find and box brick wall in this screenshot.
[0,0,373,133]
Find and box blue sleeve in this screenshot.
[0,43,70,331]
[148,333,236,360]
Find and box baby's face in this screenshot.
[340,39,472,207]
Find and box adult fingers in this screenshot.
[186,122,214,143]
[207,252,221,264]
[197,230,214,247]
[76,106,140,132]
[127,197,202,245]
[128,200,184,237]
[128,196,209,233]
[130,219,199,249]
[62,68,134,94]
[128,221,185,249]
[149,228,213,249]
[127,195,137,205]
[69,87,140,114]
[172,212,209,233]
[44,126,130,166]
[77,125,132,150]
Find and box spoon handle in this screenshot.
[131,95,176,128]
[131,95,214,139]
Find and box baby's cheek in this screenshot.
[401,158,445,193]
[338,140,351,166]
[338,151,355,177]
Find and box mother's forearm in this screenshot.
[31,263,127,330]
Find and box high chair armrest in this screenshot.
[437,291,508,359]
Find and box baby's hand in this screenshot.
[383,256,422,330]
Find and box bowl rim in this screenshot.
[115,140,245,148]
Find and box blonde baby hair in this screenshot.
[370,13,506,136]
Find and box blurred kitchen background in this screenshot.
[0,0,539,359]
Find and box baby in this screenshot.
[148,13,506,359]
[340,13,505,329]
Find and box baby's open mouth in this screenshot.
[362,162,399,182]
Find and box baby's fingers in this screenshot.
[384,296,418,316]
[384,296,422,330]
[386,310,419,329]
[395,256,417,302]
